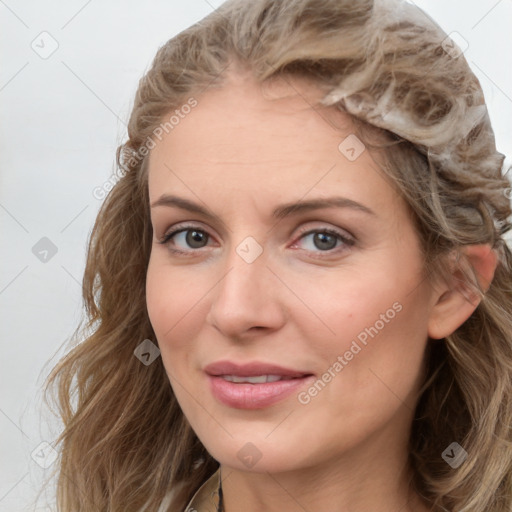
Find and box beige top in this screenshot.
[183,469,221,512]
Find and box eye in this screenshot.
[291,226,355,257]
[158,224,212,254]
[157,224,355,257]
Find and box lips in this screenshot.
[204,360,315,409]
[205,360,310,376]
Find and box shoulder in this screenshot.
[183,469,221,512]
[142,470,220,512]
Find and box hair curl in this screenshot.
[44,0,512,510]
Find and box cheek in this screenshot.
[293,279,428,448]
[294,265,405,352]
[296,259,429,394]
[145,258,202,353]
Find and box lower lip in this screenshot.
[208,375,314,409]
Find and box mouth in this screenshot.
[204,361,315,409]
[221,374,299,383]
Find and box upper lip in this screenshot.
[204,360,312,378]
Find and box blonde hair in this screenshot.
[44,0,512,510]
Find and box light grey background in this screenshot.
[1,1,511,510]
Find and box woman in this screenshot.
[44,0,512,510]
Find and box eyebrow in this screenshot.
[150,194,376,222]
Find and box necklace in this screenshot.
[216,467,224,512]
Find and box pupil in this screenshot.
[315,233,336,250]
[187,230,207,248]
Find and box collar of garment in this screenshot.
[184,468,222,512]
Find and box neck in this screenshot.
[219,434,432,512]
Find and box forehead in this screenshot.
[146,73,399,217]
[150,72,348,157]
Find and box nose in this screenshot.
[205,243,287,339]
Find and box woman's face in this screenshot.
[146,72,439,474]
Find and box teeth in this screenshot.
[222,374,286,384]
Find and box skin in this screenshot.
[145,70,497,512]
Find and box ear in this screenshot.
[427,244,498,340]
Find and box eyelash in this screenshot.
[157,223,355,258]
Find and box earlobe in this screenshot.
[427,244,498,340]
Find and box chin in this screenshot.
[199,432,313,474]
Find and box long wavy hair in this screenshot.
[44,0,512,510]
